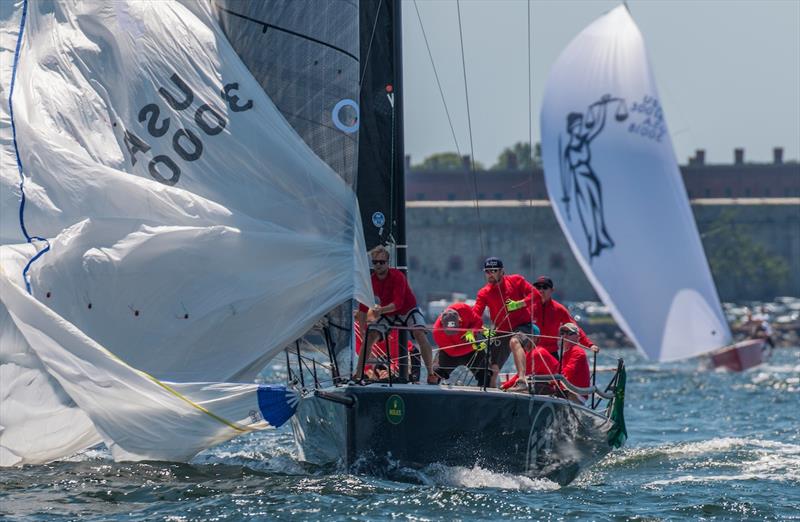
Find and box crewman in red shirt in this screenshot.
[473,257,541,389]
[355,245,436,383]
[432,303,491,386]
[499,324,560,392]
[558,322,592,403]
[532,276,597,358]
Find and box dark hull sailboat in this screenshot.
[292,381,624,486]
[216,0,626,487]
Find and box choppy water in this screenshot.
[2,348,798,521]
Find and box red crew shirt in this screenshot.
[432,303,484,357]
[473,274,540,332]
[525,347,559,376]
[561,344,591,390]
[535,298,593,354]
[359,267,417,316]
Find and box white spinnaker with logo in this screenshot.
[0,0,371,465]
[540,5,730,362]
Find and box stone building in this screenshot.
[403,148,799,304]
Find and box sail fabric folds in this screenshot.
[540,6,730,362]
[0,0,370,465]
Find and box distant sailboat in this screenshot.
[541,4,765,370]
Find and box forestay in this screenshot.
[0,0,371,465]
[540,5,730,362]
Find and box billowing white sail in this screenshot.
[0,0,371,465]
[540,5,730,362]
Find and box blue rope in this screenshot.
[9,0,50,294]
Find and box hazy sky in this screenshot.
[401,0,800,167]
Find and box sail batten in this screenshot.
[541,6,730,362]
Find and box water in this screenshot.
[2,348,798,521]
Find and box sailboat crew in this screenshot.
[532,275,597,360]
[472,257,541,388]
[431,303,491,386]
[558,323,592,404]
[499,324,560,392]
[355,245,437,384]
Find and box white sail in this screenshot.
[1,0,371,465]
[540,5,730,362]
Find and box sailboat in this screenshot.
[540,4,766,372]
[1,0,625,486]
[212,1,627,486]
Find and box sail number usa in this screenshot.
[123,73,253,186]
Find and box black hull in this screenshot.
[291,384,618,486]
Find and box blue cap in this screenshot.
[484,257,503,269]
[531,323,541,336]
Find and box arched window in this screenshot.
[448,255,463,272]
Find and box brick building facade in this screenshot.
[401,149,799,304]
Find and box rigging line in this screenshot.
[9,0,50,295]
[215,5,358,62]
[413,0,483,248]
[359,0,383,87]
[456,0,486,257]
[412,0,463,159]
[527,0,536,327]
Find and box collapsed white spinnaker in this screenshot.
[540,5,730,362]
[1,0,371,465]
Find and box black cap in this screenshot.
[484,257,503,269]
[534,275,554,288]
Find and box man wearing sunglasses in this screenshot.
[355,245,437,384]
[558,322,591,404]
[472,257,541,388]
[531,276,596,360]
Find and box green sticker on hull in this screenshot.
[386,395,405,424]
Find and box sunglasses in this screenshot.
[534,284,551,290]
[484,268,501,274]
[372,259,388,265]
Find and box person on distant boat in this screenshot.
[472,257,540,389]
[750,306,775,350]
[531,275,597,361]
[558,322,591,404]
[431,304,491,386]
[355,245,437,384]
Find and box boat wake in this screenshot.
[603,437,800,486]
[412,463,560,491]
[348,454,559,490]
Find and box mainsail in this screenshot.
[0,0,371,465]
[540,5,730,362]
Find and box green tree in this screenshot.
[491,141,541,170]
[702,209,790,300]
[411,152,484,172]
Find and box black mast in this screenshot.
[357,0,405,267]
[391,0,406,272]
[357,0,408,378]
